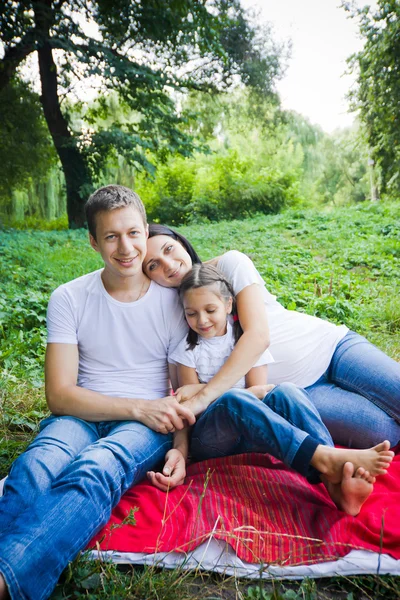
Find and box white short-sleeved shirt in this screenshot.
[216,251,348,388]
[47,270,188,400]
[170,319,274,388]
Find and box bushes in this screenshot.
[137,150,300,225]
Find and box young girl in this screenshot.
[148,264,394,516]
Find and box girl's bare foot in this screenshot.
[322,462,374,516]
[311,440,394,484]
[0,574,9,600]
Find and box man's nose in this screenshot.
[118,235,131,254]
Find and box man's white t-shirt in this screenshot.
[217,251,348,388]
[170,318,274,388]
[47,270,188,400]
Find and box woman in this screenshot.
[144,224,400,449]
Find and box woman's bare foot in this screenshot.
[0,574,9,600]
[322,462,374,516]
[311,440,394,484]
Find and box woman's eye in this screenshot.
[148,262,157,271]
[165,245,173,253]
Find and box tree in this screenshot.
[0,0,284,227]
[344,0,400,196]
[0,78,56,210]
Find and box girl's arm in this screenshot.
[147,364,199,491]
[176,283,269,414]
[245,365,275,399]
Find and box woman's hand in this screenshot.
[175,383,206,403]
[246,384,275,400]
[147,449,187,492]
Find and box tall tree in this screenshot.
[344,0,400,196]
[0,0,284,227]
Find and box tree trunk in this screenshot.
[33,0,93,228]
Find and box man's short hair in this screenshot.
[85,185,147,239]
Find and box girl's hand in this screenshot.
[175,383,206,403]
[147,449,186,492]
[247,384,275,400]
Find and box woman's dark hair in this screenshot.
[148,224,202,265]
[179,264,243,350]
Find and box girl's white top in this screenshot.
[170,318,274,388]
[216,251,348,388]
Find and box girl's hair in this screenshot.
[179,264,243,350]
[148,224,202,265]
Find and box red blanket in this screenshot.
[90,451,400,566]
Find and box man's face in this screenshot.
[90,206,149,280]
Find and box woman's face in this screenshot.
[144,235,193,287]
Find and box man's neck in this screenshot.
[101,269,150,303]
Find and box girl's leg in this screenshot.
[0,421,171,600]
[191,384,332,480]
[0,415,98,533]
[330,331,400,420]
[306,377,400,448]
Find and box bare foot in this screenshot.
[311,440,394,484]
[323,462,374,516]
[0,574,9,600]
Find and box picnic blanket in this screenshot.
[90,450,400,567]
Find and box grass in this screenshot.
[0,200,399,597]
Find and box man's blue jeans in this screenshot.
[305,331,400,448]
[0,416,172,600]
[191,382,333,480]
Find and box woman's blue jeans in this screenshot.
[0,416,172,600]
[305,331,400,448]
[191,382,333,481]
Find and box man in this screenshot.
[0,185,195,600]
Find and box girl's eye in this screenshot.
[185,312,196,317]
[207,309,216,314]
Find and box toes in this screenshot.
[373,440,391,452]
[354,467,365,479]
[343,461,355,480]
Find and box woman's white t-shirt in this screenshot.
[216,251,348,388]
[170,318,274,388]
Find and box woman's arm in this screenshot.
[177,283,269,415]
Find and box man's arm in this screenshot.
[45,343,195,433]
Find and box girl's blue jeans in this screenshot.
[0,417,172,600]
[305,331,400,448]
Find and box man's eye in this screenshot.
[130,230,139,236]
[106,235,115,240]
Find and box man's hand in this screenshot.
[138,396,196,434]
[175,383,206,404]
[246,384,275,400]
[147,449,187,492]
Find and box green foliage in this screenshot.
[344,0,400,196]
[0,0,285,226]
[0,79,57,207]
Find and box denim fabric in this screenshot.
[190,383,334,482]
[305,331,400,448]
[0,415,172,600]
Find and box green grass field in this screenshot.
[1,200,399,598]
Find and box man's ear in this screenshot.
[89,234,99,253]
[145,224,149,239]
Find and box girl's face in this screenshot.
[144,235,192,287]
[183,286,232,339]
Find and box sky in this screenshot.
[240,0,376,132]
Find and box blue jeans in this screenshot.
[190,383,333,482]
[305,331,400,448]
[0,415,172,600]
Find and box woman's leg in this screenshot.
[306,376,400,448]
[330,331,400,420]
[0,421,171,600]
[0,415,98,533]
